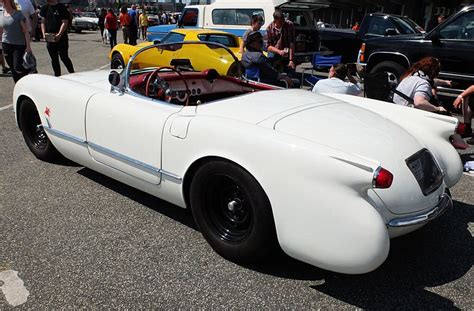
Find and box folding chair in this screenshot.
[245,66,260,82]
[301,54,342,87]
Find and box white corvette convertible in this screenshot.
[13,42,463,274]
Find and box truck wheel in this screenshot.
[111,53,125,70]
[370,61,406,88]
[19,98,62,162]
[190,160,278,263]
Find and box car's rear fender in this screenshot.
[162,116,389,274]
[325,94,463,188]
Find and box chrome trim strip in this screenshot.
[88,142,182,181]
[44,126,87,145]
[372,166,382,188]
[88,142,161,175]
[388,193,452,227]
[438,72,474,80]
[44,125,182,181]
[436,86,465,93]
[367,52,410,67]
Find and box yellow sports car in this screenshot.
[109,29,243,76]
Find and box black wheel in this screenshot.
[19,98,62,162]
[111,53,125,70]
[370,61,406,89]
[190,160,278,263]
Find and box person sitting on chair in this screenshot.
[311,63,362,96]
[241,31,297,88]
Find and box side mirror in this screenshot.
[428,31,442,44]
[384,28,398,36]
[109,71,121,86]
[153,39,161,44]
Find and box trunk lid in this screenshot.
[272,102,438,214]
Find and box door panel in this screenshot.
[86,92,181,184]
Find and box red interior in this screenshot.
[129,69,275,104]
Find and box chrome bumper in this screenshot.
[387,193,452,228]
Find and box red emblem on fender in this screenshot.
[44,106,51,117]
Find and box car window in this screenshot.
[439,11,474,40]
[180,8,198,26]
[366,16,396,35]
[285,11,307,27]
[212,9,264,26]
[197,34,238,47]
[391,16,421,34]
[161,32,186,43]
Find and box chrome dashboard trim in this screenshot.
[387,193,452,227]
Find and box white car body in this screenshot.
[80,12,99,27]
[13,43,463,274]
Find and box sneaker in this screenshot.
[2,67,11,74]
[467,137,474,145]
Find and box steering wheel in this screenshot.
[145,66,191,106]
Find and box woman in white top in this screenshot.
[393,57,447,113]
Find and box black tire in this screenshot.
[370,61,406,87]
[190,160,278,263]
[111,53,125,70]
[18,98,62,162]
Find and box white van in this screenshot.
[147,0,325,63]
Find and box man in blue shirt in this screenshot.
[312,64,362,96]
[128,5,138,45]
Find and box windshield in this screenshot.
[82,12,97,18]
[122,42,269,106]
[127,42,241,80]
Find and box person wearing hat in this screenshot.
[242,31,296,88]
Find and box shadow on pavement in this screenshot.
[77,168,198,231]
[236,200,473,309]
[77,166,472,308]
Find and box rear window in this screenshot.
[366,16,396,35]
[197,34,239,47]
[212,9,264,26]
[161,32,186,43]
[285,11,307,27]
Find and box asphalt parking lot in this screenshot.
[0,31,473,309]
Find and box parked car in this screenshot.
[319,13,425,63]
[146,0,322,64]
[109,28,242,75]
[70,13,95,33]
[359,5,474,97]
[80,12,99,29]
[13,41,462,274]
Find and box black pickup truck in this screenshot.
[360,5,474,96]
[319,13,424,63]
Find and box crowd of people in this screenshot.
[0,2,473,145]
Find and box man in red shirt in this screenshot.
[266,9,296,70]
[119,6,131,44]
[105,9,118,49]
